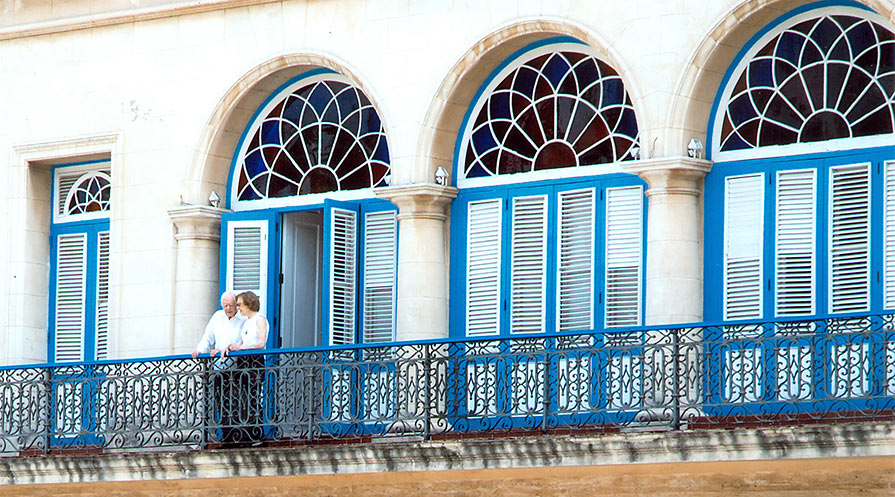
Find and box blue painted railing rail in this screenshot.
[1,312,893,453]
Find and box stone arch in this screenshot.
[417,19,649,185]
[187,53,389,206]
[668,0,895,159]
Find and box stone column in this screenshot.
[623,158,712,417]
[623,157,712,325]
[167,205,226,353]
[376,184,458,342]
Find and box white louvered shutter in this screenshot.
[829,163,870,313]
[604,186,643,328]
[330,208,357,345]
[226,220,268,313]
[467,199,502,337]
[362,210,397,343]
[885,161,895,309]
[55,233,87,362]
[775,169,816,317]
[510,195,548,335]
[557,188,594,332]
[95,231,110,360]
[724,174,764,320]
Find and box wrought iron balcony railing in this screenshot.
[1,313,894,453]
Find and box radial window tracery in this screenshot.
[235,75,390,203]
[460,44,640,182]
[65,172,111,215]
[717,11,895,155]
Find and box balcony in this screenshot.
[2,313,893,456]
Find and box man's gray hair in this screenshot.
[220,290,238,304]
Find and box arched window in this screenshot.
[713,8,894,159]
[50,162,112,362]
[705,5,895,323]
[224,70,397,348]
[451,38,646,338]
[459,42,639,185]
[232,72,390,207]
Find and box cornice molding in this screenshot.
[0,0,279,41]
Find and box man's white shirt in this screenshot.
[196,310,246,367]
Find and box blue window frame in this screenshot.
[450,37,646,339]
[223,68,397,349]
[49,160,111,363]
[450,174,647,338]
[220,198,397,350]
[704,147,895,322]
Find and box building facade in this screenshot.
[0,0,893,493]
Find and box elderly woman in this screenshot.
[226,291,268,445]
[228,291,268,353]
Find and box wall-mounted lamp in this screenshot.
[208,190,221,208]
[382,174,391,186]
[630,146,641,160]
[687,138,704,159]
[435,166,449,186]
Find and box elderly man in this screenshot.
[193,291,245,360]
[193,291,245,445]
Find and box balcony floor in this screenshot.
[0,422,892,496]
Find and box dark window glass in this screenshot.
[719,13,895,152]
[463,48,639,180]
[236,78,390,201]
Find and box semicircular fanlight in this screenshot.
[461,45,640,181]
[65,171,111,215]
[235,76,390,202]
[717,12,895,154]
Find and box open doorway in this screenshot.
[279,210,323,348]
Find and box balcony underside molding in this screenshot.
[1,423,892,486]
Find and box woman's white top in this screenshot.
[241,314,265,348]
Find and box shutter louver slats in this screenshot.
[558,189,594,332]
[56,174,79,218]
[330,208,357,345]
[467,199,502,336]
[510,195,548,335]
[885,162,895,309]
[775,170,816,317]
[363,211,397,343]
[830,164,870,313]
[725,174,764,320]
[228,221,268,314]
[55,233,87,362]
[232,227,262,290]
[95,231,110,360]
[605,186,642,327]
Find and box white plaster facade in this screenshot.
[1,0,893,364]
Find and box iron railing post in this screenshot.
[43,368,52,455]
[671,328,681,431]
[307,362,316,443]
[200,358,208,449]
[423,344,432,441]
[541,347,551,434]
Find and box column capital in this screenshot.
[375,183,458,221]
[622,157,713,197]
[167,205,227,242]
